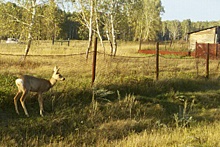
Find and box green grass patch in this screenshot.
[1,41,220,146]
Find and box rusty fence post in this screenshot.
[68,38,70,46]
[156,42,159,80]
[52,36,55,45]
[91,37,98,86]
[206,43,210,79]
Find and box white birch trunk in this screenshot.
[86,0,94,59]
[110,13,117,56]
[23,0,36,61]
[106,30,113,55]
[94,6,106,56]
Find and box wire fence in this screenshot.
[1,49,220,86]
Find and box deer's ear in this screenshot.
[54,66,59,72]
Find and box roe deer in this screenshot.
[14,66,65,117]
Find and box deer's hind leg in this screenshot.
[20,90,29,117]
[14,91,21,115]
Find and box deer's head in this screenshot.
[52,66,65,81]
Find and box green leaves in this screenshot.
[0,1,67,40]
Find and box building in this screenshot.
[188,26,220,51]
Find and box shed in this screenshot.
[188,26,220,51]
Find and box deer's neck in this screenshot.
[49,77,57,87]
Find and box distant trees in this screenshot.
[0,0,220,44]
[0,0,39,60]
[0,0,69,60]
[161,20,220,41]
[70,0,164,56]
[166,20,182,41]
[0,2,22,39]
[0,0,67,40]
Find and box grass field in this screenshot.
[1,40,220,146]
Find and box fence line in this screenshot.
[195,42,220,59]
[1,47,219,81]
[0,51,152,59]
[0,52,87,57]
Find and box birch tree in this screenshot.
[0,0,37,61]
[105,0,118,56]
[0,0,65,61]
[122,0,163,51]
[94,0,106,55]
[100,0,127,56]
[71,0,94,59]
[86,0,94,59]
[181,19,191,40]
[23,0,37,61]
[72,0,108,58]
[138,0,163,41]
[0,2,22,39]
[167,20,182,41]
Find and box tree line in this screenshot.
[1,1,219,41]
[0,0,220,58]
[161,19,220,41]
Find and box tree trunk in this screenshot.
[95,9,105,57]
[96,23,105,56]
[139,23,143,51]
[22,0,36,62]
[110,13,117,56]
[23,34,32,61]
[86,0,94,59]
[106,30,113,55]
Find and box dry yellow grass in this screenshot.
[1,40,220,146]
[107,121,220,147]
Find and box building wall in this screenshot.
[189,27,216,51]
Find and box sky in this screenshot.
[161,0,220,21]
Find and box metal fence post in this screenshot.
[156,42,159,80]
[92,37,98,86]
[52,36,55,45]
[68,38,70,46]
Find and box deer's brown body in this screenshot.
[14,66,65,117]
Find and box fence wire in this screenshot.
[1,52,220,87]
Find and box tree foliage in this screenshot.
[0,0,220,42]
[0,0,67,40]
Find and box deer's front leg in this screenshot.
[14,91,21,115]
[20,90,29,117]
[38,93,44,117]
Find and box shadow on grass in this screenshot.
[103,77,220,121]
[2,77,220,121]
[1,77,220,146]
